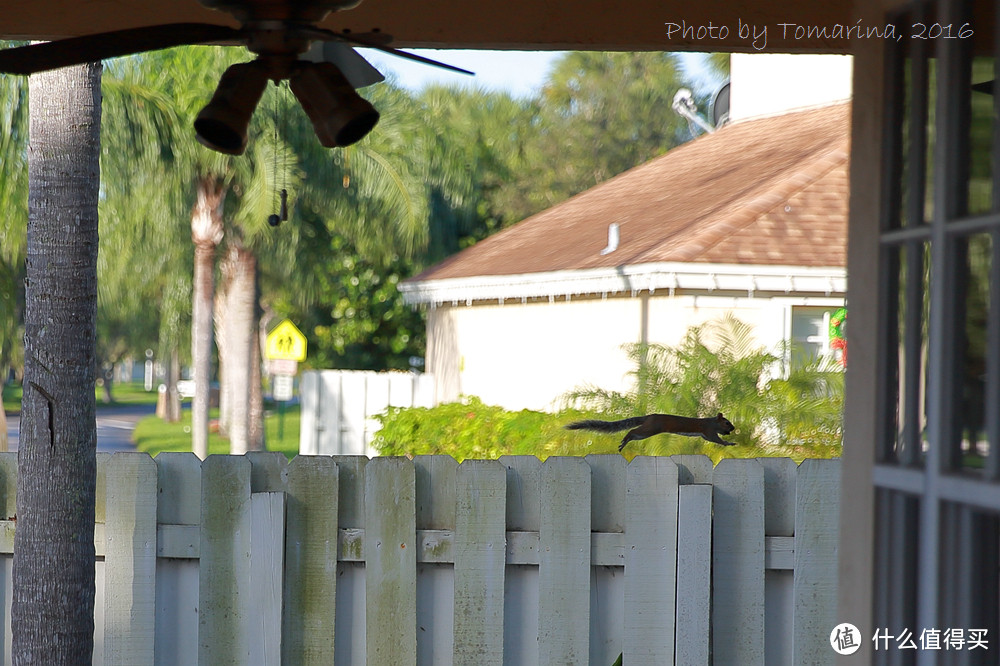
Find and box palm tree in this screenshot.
[12,60,102,665]
[103,47,279,453]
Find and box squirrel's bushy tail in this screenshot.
[565,417,646,433]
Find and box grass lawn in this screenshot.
[2,383,22,415]
[132,404,301,459]
[97,381,161,406]
[4,381,160,414]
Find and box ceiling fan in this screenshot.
[0,0,473,154]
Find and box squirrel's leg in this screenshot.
[618,426,646,452]
[703,432,736,446]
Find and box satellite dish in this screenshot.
[712,82,731,129]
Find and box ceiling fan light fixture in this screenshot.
[194,61,270,155]
[290,62,380,148]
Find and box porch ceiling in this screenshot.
[0,0,855,52]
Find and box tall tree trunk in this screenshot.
[156,347,182,423]
[100,363,114,404]
[191,176,225,458]
[214,274,231,438]
[13,60,101,665]
[247,294,266,451]
[221,240,256,454]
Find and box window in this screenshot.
[874,0,1000,651]
[790,306,844,367]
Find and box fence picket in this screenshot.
[366,457,417,664]
[624,456,679,664]
[199,455,253,664]
[586,455,626,666]
[332,456,368,666]
[793,459,840,664]
[713,458,766,665]
[759,458,797,537]
[499,455,541,666]
[249,492,286,665]
[676,483,712,665]
[671,454,715,484]
[414,455,458,665]
[283,455,339,665]
[153,453,201,666]
[453,460,506,666]
[499,456,541,532]
[247,450,289,492]
[539,457,592,665]
[415,455,458,531]
[104,453,157,666]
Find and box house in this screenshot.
[402,83,850,410]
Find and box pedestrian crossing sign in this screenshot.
[265,319,307,361]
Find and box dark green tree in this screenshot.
[501,52,692,220]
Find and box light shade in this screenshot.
[194,61,270,155]
[289,62,379,147]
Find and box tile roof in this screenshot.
[407,102,849,284]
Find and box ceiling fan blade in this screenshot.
[0,23,243,75]
[302,41,384,88]
[307,28,474,76]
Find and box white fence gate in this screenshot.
[0,451,839,664]
[299,370,435,457]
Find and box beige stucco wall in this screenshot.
[426,292,842,410]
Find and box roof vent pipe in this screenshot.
[600,222,620,255]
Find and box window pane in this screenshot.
[790,306,841,367]
[922,57,937,225]
[895,37,936,227]
[955,233,992,473]
[968,56,994,215]
[873,489,920,652]
[882,243,931,465]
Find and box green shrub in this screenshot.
[373,397,619,460]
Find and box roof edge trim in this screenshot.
[400,262,847,306]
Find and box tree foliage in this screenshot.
[3,48,715,386]
[497,52,693,220]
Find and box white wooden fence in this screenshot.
[299,370,435,457]
[0,452,839,665]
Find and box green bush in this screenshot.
[373,397,620,460]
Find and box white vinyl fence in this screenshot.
[0,451,839,665]
[299,370,435,457]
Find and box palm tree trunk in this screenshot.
[248,314,266,451]
[221,241,257,454]
[191,177,225,458]
[214,275,231,438]
[13,60,101,665]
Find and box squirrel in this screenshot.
[565,412,737,452]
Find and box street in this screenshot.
[4,402,153,452]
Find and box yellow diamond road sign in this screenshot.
[266,319,307,362]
